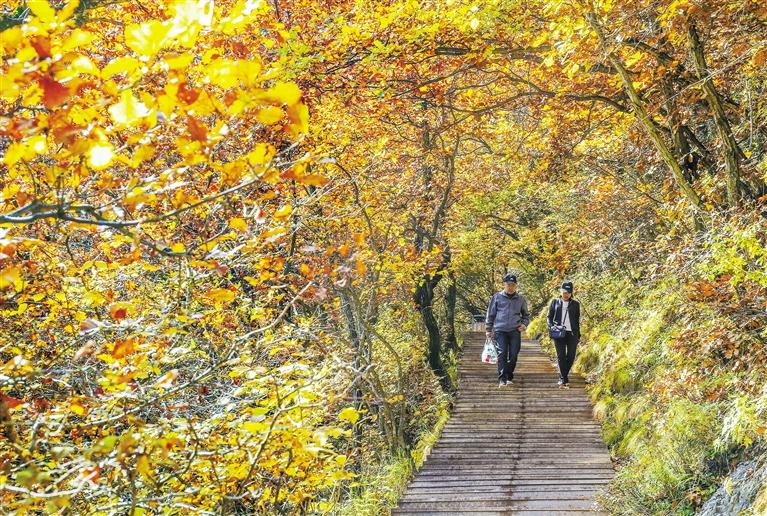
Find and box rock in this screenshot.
[698,451,767,516]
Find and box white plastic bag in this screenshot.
[481,337,498,364]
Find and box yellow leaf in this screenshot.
[241,421,268,433]
[287,102,309,138]
[261,227,287,243]
[70,401,87,416]
[265,82,302,106]
[0,266,22,291]
[68,55,99,77]
[125,21,170,58]
[207,59,240,88]
[169,0,213,47]
[28,0,56,23]
[204,288,236,304]
[255,106,284,125]
[164,53,194,70]
[102,56,140,79]
[625,51,643,68]
[243,276,259,286]
[62,28,95,52]
[57,0,81,21]
[171,242,186,253]
[338,407,359,424]
[136,455,151,479]
[274,205,293,220]
[109,89,151,128]
[246,143,276,165]
[229,218,248,232]
[3,142,28,167]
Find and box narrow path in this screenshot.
[393,331,614,515]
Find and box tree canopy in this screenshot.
[2,0,766,513]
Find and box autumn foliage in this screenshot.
[2,0,767,513]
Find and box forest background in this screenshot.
[1,0,767,514]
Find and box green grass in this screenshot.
[334,406,450,515]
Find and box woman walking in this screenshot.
[547,280,581,389]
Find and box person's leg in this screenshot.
[554,338,567,383]
[507,330,521,382]
[564,333,578,384]
[495,331,511,383]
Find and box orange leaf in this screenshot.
[753,48,767,67]
[79,465,100,483]
[298,174,329,187]
[187,116,208,142]
[39,76,70,109]
[30,36,52,59]
[109,302,131,321]
[112,338,136,359]
[1,394,24,409]
[177,83,200,104]
[79,320,100,333]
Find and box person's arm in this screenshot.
[574,301,581,339]
[485,294,496,335]
[519,297,530,330]
[547,299,555,327]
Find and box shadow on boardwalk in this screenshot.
[393,332,614,515]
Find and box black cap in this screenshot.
[503,274,517,284]
[561,280,574,293]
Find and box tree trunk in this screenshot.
[686,21,744,207]
[662,80,698,182]
[444,271,458,354]
[338,288,366,467]
[587,12,706,215]
[414,275,449,390]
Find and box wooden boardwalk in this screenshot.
[393,331,614,515]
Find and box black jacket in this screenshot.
[547,297,581,340]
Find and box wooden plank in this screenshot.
[393,332,614,514]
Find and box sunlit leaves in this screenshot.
[0,266,22,291]
[108,90,151,128]
[87,142,115,170]
[125,21,171,58]
[27,0,57,24]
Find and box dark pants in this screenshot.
[554,331,578,383]
[495,330,521,381]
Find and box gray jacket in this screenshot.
[485,291,530,332]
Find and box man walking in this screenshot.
[485,274,530,387]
